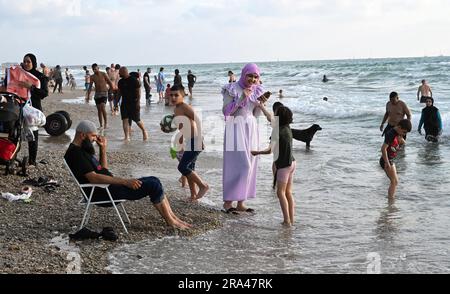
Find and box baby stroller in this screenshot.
[0,91,28,176]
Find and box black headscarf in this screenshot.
[21,53,48,111]
[23,53,40,77]
[423,98,439,128]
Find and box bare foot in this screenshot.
[195,184,209,200]
[124,137,131,142]
[170,221,191,230]
[178,177,188,188]
[143,131,149,141]
[281,222,292,227]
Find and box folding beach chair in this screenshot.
[63,159,130,234]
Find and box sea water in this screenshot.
[77,57,450,273]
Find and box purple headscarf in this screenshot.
[238,63,260,89]
[222,63,264,117]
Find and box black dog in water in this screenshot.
[292,124,323,148]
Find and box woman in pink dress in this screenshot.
[222,63,266,213]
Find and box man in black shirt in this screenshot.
[64,120,191,230]
[143,68,152,104]
[118,67,149,141]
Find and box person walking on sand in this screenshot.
[64,120,191,230]
[117,67,149,142]
[187,70,197,98]
[83,66,91,92]
[112,64,122,115]
[170,85,209,202]
[380,92,412,138]
[417,79,433,103]
[87,63,116,129]
[52,65,63,94]
[107,66,116,114]
[65,68,71,86]
[380,119,412,199]
[221,63,269,214]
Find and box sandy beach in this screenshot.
[0,88,223,274]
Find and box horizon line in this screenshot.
[1,54,448,68]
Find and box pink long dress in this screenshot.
[222,82,263,202]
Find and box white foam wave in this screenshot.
[287,98,383,119]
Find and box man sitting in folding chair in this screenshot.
[64,120,192,231]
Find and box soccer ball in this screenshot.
[160,114,177,133]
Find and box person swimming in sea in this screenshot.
[322,75,329,83]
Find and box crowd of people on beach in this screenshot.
[0,53,446,233]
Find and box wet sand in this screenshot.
[0,88,223,274]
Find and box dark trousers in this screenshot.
[89,177,165,205]
[28,130,39,165]
[144,86,151,101]
[53,79,63,93]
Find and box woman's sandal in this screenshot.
[222,207,239,215]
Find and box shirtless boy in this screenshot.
[87,64,116,129]
[170,85,209,202]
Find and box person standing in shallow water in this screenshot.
[174,69,183,87]
[143,68,153,104]
[187,70,197,98]
[228,71,236,83]
[87,63,116,129]
[156,67,165,103]
[118,67,149,142]
[380,91,412,138]
[221,63,269,214]
[418,97,443,142]
[417,79,433,103]
[380,119,412,199]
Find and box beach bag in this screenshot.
[23,103,46,129]
[0,138,16,161]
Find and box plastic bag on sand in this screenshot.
[1,187,33,202]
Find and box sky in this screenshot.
[0,0,450,66]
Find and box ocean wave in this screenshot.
[288,99,382,119]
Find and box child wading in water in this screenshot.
[380,119,412,199]
[252,106,297,227]
[170,85,209,202]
